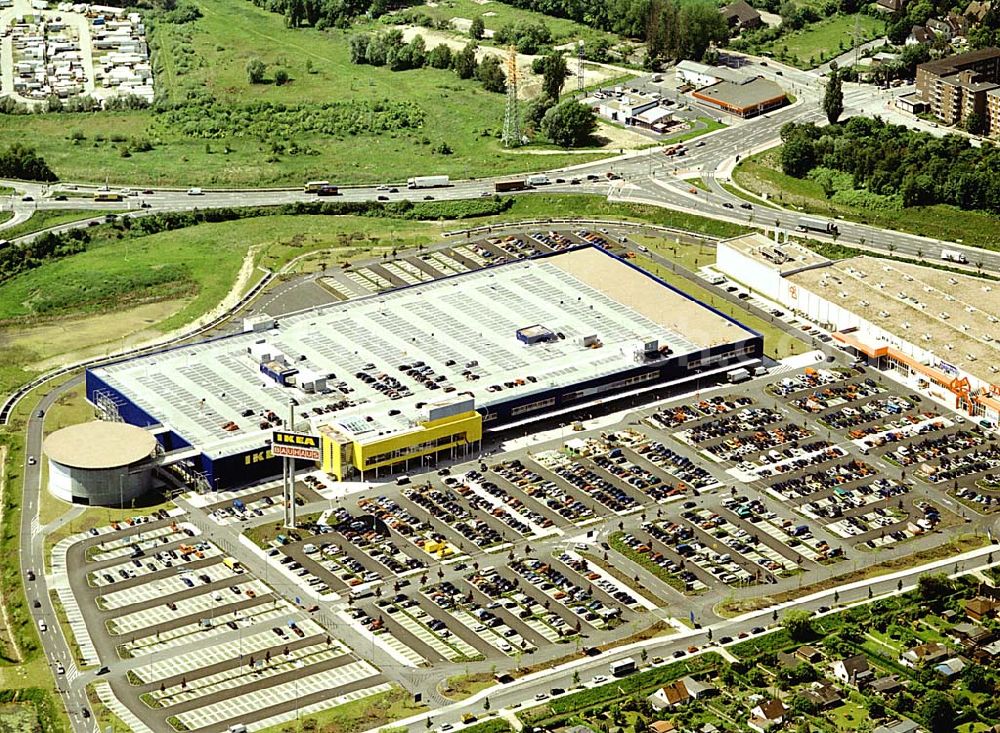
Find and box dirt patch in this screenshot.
[6,299,188,372]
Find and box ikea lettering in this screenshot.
[244,449,274,465]
[273,432,319,448]
[271,431,322,461]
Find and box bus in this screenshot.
[610,657,637,677]
[304,180,331,193]
[94,192,124,202]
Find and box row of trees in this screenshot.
[0,144,56,182]
[779,116,1000,213]
[348,32,507,91]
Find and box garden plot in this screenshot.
[147,639,348,708]
[452,473,560,538]
[533,450,641,515]
[376,597,483,662]
[172,661,383,731]
[465,568,577,643]
[423,581,537,656]
[509,557,621,629]
[633,440,720,491]
[492,459,596,525]
[338,607,428,667]
[106,579,271,636]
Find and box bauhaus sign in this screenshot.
[271,431,321,461]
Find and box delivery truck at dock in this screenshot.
[406,175,450,189]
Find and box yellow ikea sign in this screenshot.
[272,432,319,448]
[271,431,321,461]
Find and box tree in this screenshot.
[780,133,815,177]
[453,42,478,79]
[470,16,485,40]
[781,609,814,642]
[541,99,597,147]
[676,0,729,61]
[916,574,954,603]
[919,691,955,733]
[477,55,507,92]
[427,43,453,69]
[823,69,844,124]
[274,68,289,85]
[964,111,986,135]
[541,50,568,100]
[246,58,266,84]
[0,143,57,181]
[962,663,993,694]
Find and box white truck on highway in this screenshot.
[406,175,450,189]
[795,216,838,235]
[940,248,968,264]
[527,174,550,186]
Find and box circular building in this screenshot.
[43,421,157,506]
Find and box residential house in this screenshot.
[748,699,788,733]
[975,638,1000,663]
[965,0,992,23]
[965,596,1000,621]
[946,12,968,36]
[649,722,676,733]
[877,0,906,11]
[900,642,950,668]
[800,681,843,710]
[870,675,905,697]
[832,654,873,688]
[934,657,966,677]
[647,676,717,710]
[797,645,824,663]
[721,0,763,31]
[927,17,954,38]
[873,718,924,733]
[948,621,993,648]
[907,25,934,45]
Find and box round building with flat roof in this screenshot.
[43,421,156,506]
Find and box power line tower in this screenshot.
[502,45,521,148]
[577,41,585,93]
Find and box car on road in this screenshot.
[142,189,154,195]
[36,409,43,418]
[751,626,764,634]
[54,195,67,201]
[591,675,608,685]
[26,569,35,581]
[55,663,64,675]
[186,188,203,195]
[28,456,36,465]
[817,605,830,613]
[740,202,753,210]
[388,187,398,193]
[672,650,685,658]
[534,693,548,701]
[21,195,33,201]
[82,709,90,718]
[550,687,565,696]
[96,666,110,675]
[376,185,389,191]
[377,195,389,201]
[423,195,434,200]
[719,636,733,644]
[32,599,40,609]
[38,620,46,632]
[722,202,734,209]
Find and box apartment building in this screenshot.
[915,47,1000,133]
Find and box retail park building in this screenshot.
[85,246,763,490]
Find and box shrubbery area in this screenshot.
[780,118,1000,214]
[0,144,56,182]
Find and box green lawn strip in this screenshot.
[734,149,1000,252]
[251,686,428,733]
[524,653,721,725]
[669,117,727,144]
[689,177,710,192]
[458,720,512,733]
[493,194,750,239]
[608,532,688,594]
[0,211,12,226]
[0,210,108,240]
[46,590,92,670]
[758,14,883,69]
[720,182,778,209]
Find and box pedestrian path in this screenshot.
[95,681,156,733]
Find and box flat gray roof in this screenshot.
[721,234,831,275]
[91,247,754,459]
[694,76,786,111]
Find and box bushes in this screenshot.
[0,144,57,182]
[157,99,425,139]
[0,689,63,733]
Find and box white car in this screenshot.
[28,456,36,465]
[186,187,203,195]
[38,620,47,632]
[56,663,65,675]
[591,675,608,685]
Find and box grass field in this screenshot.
[0,212,12,227]
[760,14,883,68]
[734,149,1000,252]
[0,210,107,240]
[0,0,610,187]
[405,0,612,44]
[253,686,427,733]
